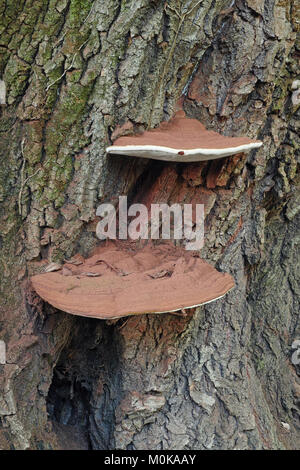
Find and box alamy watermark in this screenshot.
[96,196,204,250]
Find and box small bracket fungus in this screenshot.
[0,80,6,105]
[291,80,300,90]
[0,340,6,364]
[106,111,262,162]
[291,80,300,106]
[31,242,234,320]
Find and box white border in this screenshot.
[106,142,262,161]
[54,286,235,320]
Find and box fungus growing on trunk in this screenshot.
[106,111,262,162]
[31,242,234,320]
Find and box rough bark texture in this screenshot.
[0,0,299,450]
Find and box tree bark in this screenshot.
[0,0,299,450]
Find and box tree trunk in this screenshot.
[0,0,299,450]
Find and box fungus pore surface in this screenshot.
[106,111,262,162]
[31,242,235,320]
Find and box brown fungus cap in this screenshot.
[31,242,234,320]
[106,111,262,162]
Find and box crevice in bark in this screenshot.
[127,159,168,204]
[47,364,92,449]
[45,317,124,450]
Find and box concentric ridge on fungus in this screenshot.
[31,242,235,320]
[106,111,262,162]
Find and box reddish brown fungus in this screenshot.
[31,242,235,320]
[106,111,262,162]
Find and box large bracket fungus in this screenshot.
[31,243,234,320]
[106,111,262,162]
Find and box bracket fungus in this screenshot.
[31,242,234,320]
[106,111,262,162]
